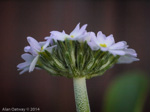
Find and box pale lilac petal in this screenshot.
[19,67,29,75]
[50,35,58,42]
[90,32,96,41]
[21,53,34,62]
[17,62,29,69]
[44,36,51,40]
[101,47,108,51]
[24,46,31,52]
[41,38,52,50]
[80,24,87,31]
[62,30,66,34]
[42,41,49,50]
[67,36,78,40]
[90,32,99,46]
[74,31,90,42]
[50,31,67,41]
[109,41,128,50]
[17,62,30,70]
[122,41,128,48]
[97,31,106,42]
[75,35,84,42]
[124,49,137,57]
[117,55,139,64]
[45,36,54,46]
[29,55,39,72]
[51,31,63,37]
[70,23,80,35]
[24,46,37,56]
[82,33,91,42]
[78,24,87,34]
[105,34,115,47]
[27,37,41,52]
[90,32,96,38]
[88,42,99,51]
[39,41,46,46]
[45,45,57,53]
[109,50,126,56]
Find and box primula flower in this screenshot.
[118,49,139,64]
[88,31,128,56]
[17,53,36,74]
[18,36,56,73]
[49,23,89,42]
[17,23,139,112]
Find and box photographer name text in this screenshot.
[2,107,40,112]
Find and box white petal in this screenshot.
[78,24,87,35]
[75,35,84,42]
[88,42,99,51]
[24,46,31,52]
[17,62,30,69]
[90,32,100,46]
[27,37,41,52]
[97,31,106,42]
[24,46,38,56]
[70,23,80,35]
[62,30,66,34]
[76,33,87,42]
[110,41,128,50]
[21,53,34,62]
[44,36,50,40]
[39,41,46,46]
[45,45,57,53]
[105,34,115,47]
[29,55,39,72]
[90,32,96,38]
[117,55,139,64]
[101,47,108,51]
[50,31,67,41]
[19,67,29,75]
[45,36,54,45]
[41,38,52,50]
[124,49,137,57]
[80,24,87,31]
[82,33,91,42]
[51,31,63,37]
[42,41,49,50]
[109,50,126,56]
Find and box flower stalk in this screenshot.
[73,77,90,112]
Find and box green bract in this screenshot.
[37,39,119,79]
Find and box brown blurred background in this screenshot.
[0,1,150,112]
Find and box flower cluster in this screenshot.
[17,23,139,78]
[17,37,56,74]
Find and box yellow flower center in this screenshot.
[41,46,44,51]
[100,44,107,47]
[71,35,74,38]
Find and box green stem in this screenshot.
[73,77,91,112]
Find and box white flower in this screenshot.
[21,36,56,73]
[77,32,92,43]
[88,31,128,56]
[117,49,139,64]
[17,53,35,74]
[49,23,88,42]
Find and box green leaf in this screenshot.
[103,71,149,112]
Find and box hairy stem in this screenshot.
[73,77,91,112]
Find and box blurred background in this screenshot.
[0,1,150,112]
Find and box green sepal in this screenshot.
[38,40,120,79]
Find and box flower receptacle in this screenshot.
[38,40,119,79]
